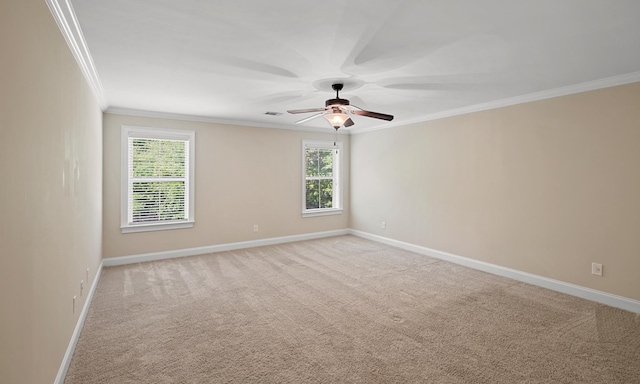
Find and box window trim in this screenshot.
[302,140,343,217]
[120,125,195,233]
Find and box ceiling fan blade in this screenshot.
[295,112,325,124]
[344,118,355,127]
[351,109,394,121]
[287,108,326,114]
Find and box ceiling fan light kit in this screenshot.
[287,83,393,130]
[325,111,349,129]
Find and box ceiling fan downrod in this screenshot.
[332,83,343,98]
[326,83,349,107]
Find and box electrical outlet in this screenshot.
[253,224,259,233]
[381,221,386,229]
[591,262,603,276]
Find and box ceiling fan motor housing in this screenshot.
[325,98,349,107]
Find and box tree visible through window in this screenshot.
[303,141,342,215]
[121,126,195,233]
[130,138,187,222]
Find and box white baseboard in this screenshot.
[103,229,350,267]
[349,229,640,314]
[55,261,104,384]
[103,227,640,313]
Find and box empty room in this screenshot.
[2,0,640,383]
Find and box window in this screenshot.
[121,126,195,233]
[302,140,342,217]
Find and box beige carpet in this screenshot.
[65,235,640,383]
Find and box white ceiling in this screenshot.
[69,0,640,132]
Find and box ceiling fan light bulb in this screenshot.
[325,112,348,128]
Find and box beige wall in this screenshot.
[0,0,103,383]
[351,82,640,301]
[1,2,637,382]
[103,113,350,258]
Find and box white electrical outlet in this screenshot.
[381,221,386,229]
[591,262,603,276]
[253,224,259,233]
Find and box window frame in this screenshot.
[302,140,343,217]
[120,125,195,233]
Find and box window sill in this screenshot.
[121,221,194,233]
[302,209,343,218]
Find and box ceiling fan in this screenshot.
[287,83,394,129]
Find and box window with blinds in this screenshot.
[121,126,195,233]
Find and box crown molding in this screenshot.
[46,0,107,110]
[43,0,640,135]
[350,71,640,135]
[105,107,349,135]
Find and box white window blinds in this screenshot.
[121,126,195,232]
